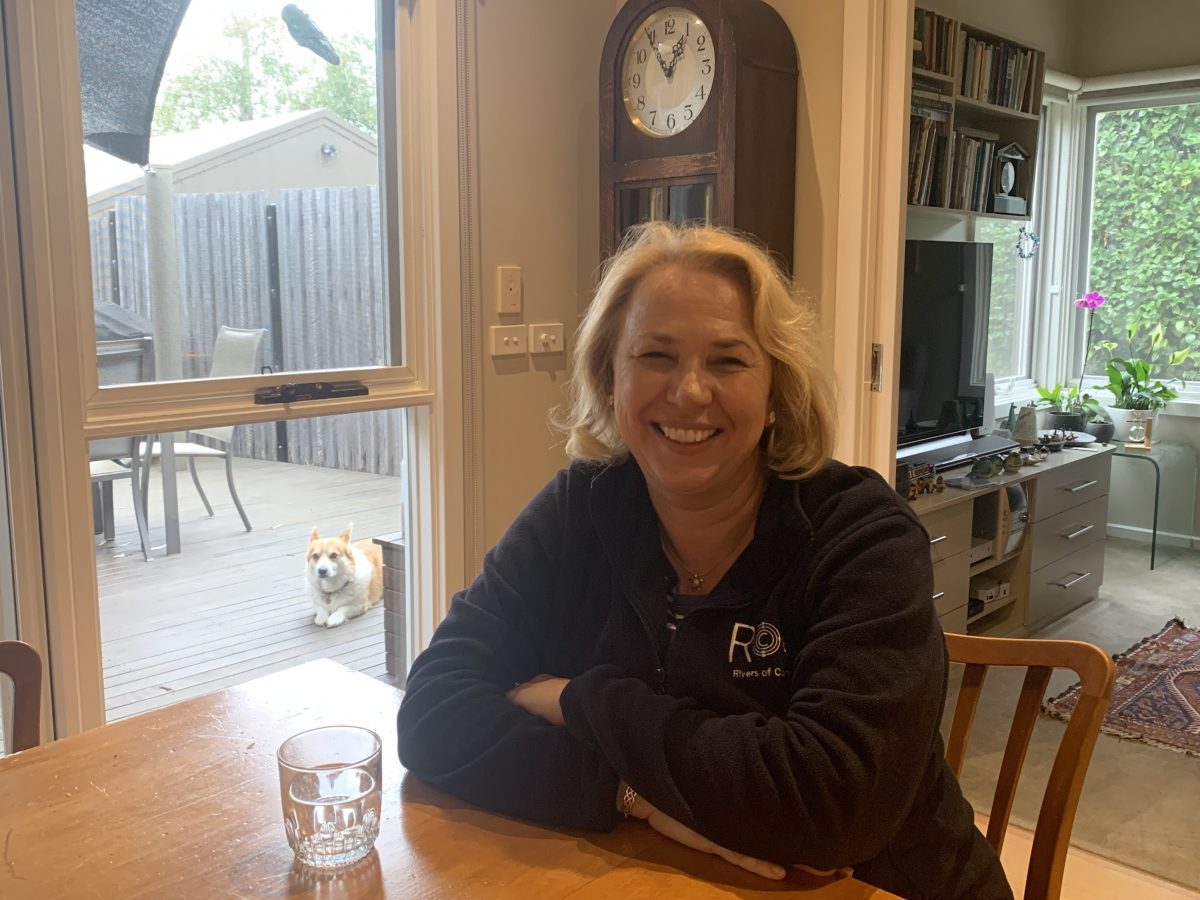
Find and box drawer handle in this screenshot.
[1055,571,1092,589]
[929,534,948,545]
[1062,524,1095,541]
[1066,479,1100,493]
[932,591,945,601]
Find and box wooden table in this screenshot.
[0,660,898,899]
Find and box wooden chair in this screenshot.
[0,640,43,753]
[944,633,1115,900]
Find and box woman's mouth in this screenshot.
[657,424,718,444]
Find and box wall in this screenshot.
[471,1,846,550]
[1071,0,1200,78]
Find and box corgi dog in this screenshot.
[306,524,383,628]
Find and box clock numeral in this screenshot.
[695,85,706,100]
[701,59,712,76]
[631,73,641,89]
[664,17,675,35]
[683,104,694,121]
[696,34,707,49]
[636,96,646,110]
[649,110,657,126]
[636,48,647,65]
[666,113,677,131]
[646,28,657,44]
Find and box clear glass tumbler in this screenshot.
[277,726,383,868]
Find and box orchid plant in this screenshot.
[1033,292,1109,421]
[1078,290,1192,410]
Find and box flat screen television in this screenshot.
[896,239,1010,467]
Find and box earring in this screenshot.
[608,395,615,407]
[767,410,776,426]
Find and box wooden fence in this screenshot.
[88,187,404,477]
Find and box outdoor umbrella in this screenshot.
[76,0,192,166]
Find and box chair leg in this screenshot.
[102,481,116,542]
[129,456,152,562]
[224,451,252,532]
[92,482,104,535]
[188,456,214,517]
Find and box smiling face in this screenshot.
[612,263,772,507]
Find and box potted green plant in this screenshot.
[1033,383,1104,432]
[1099,322,1190,440]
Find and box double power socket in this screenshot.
[490,265,564,358]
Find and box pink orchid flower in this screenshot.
[1074,291,1106,309]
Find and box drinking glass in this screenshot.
[277,726,382,868]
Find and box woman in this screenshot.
[397,224,1010,899]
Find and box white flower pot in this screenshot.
[1104,407,1158,442]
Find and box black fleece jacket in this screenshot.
[397,459,1011,900]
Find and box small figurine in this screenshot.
[934,475,945,493]
[908,482,919,501]
[1004,451,1022,473]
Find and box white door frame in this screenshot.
[1,0,467,736]
[834,0,911,474]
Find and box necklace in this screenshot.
[660,522,755,594]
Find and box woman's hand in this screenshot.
[505,674,569,725]
[617,783,786,881]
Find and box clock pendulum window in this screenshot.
[600,0,799,272]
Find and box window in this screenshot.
[1081,98,1200,393]
[975,217,1037,383]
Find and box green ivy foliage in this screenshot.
[1084,102,1200,382]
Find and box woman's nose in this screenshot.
[671,365,712,406]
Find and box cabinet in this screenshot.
[907,447,1114,637]
[908,7,1045,218]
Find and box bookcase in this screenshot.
[909,7,1045,218]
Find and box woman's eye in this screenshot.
[713,357,748,368]
[638,351,672,361]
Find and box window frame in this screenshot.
[1075,86,1200,416]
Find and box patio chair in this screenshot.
[145,326,266,532]
[92,338,155,561]
[0,639,43,753]
[944,632,1115,900]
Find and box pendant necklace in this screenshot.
[661,523,754,594]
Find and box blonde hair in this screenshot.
[552,222,836,479]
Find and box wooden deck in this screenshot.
[96,456,403,722]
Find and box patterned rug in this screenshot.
[1043,618,1200,757]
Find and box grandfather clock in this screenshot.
[600,0,798,271]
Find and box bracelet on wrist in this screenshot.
[620,783,639,818]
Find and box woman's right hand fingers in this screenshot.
[712,844,787,881]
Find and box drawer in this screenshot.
[939,604,967,635]
[1031,453,1112,522]
[1030,494,1110,572]
[1028,540,1106,630]
[920,502,972,564]
[931,553,969,617]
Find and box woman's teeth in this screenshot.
[660,425,716,444]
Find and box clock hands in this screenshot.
[644,27,671,77]
[665,32,687,78]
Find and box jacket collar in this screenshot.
[587,458,812,609]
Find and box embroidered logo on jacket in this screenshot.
[727,621,785,663]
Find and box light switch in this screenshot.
[496,266,522,315]
[529,323,565,355]
[490,324,526,357]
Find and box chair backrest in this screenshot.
[191,326,266,445]
[91,339,151,461]
[0,640,43,753]
[944,632,1115,900]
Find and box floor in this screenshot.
[94,456,403,721]
[950,537,1200,893]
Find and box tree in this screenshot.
[153,17,376,136]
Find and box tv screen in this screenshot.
[897,240,992,450]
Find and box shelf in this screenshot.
[967,593,1016,625]
[954,94,1040,121]
[913,66,955,84]
[906,204,1031,222]
[970,549,1021,576]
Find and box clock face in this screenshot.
[620,7,715,138]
